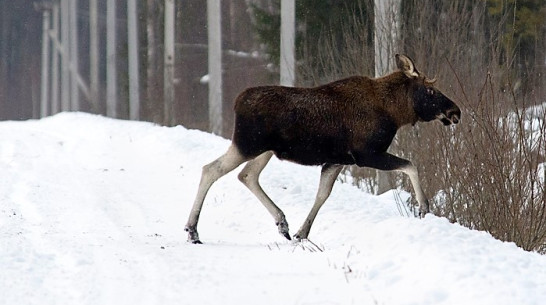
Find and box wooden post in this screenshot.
[89,0,99,112]
[128,0,140,120]
[164,0,175,125]
[207,0,222,134]
[374,0,401,195]
[40,6,51,117]
[280,0,295,87]
[106,0,118,118]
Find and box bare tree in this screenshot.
[207,0,222,134]
[145,0,163,123]
[128,0,140,120]
[374,0,401,195]
[106,0,118,118]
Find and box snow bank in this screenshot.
[1,113,545,305]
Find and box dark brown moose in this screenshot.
[185,54,461,244]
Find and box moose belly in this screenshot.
[271,137,355,166]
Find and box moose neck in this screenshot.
[374,71,419,128]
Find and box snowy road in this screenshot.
[1,113,545,305]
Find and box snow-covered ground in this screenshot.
[1,113,545,305]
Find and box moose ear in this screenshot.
[395,54,420,78]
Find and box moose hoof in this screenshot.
[293,230,308,241]
[185,226,202,244]
[418,200,430,218]
[281,231,292,241]
[276,220,291,241]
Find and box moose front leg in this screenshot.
[185,145,247,244]
[355,152,430,217]
[398,163,430,216]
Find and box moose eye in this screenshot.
[426,88,434,96]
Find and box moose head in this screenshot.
[396,54,461,126]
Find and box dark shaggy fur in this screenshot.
[233,71,458,167]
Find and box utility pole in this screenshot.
[106,0,117,118]
[89,0,99,112]
[374,0,401,195]
[164,0,175,125]
[207,0,222,134]
[280,0,295,87]
[128,0,140,120]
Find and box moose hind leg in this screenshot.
[185,145,247,243]
[237,151,291,240]
[294,164,343,240]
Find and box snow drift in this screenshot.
[1,113,545,305]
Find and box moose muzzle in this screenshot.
[438,107,461,125]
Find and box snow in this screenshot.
[200,74,210,84]
[1,112,545,305]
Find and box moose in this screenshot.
[185,54,461,244]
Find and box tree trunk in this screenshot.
[106,0,117,118]
[374,0,401,195]
[164,0,175,126]
[89,0,99,113]
[69,0,79,111]
[40,8,50,117]
[280,0,295,87]
[60,0,70,112]
[146,0,162,123]
[128,0,140,120]
[207,0,222,134]
[0,0,10,117]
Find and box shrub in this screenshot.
[299,0,546,252]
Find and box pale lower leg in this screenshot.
[238,151,291,240]
[353,152,429,217]
[398,164,429,216]
[295,164,343,240]
[185,145,246,243]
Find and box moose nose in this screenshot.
[447,109,461,124]
[451,113,460,124]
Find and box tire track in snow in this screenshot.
[1,137,82,304]
[0,121,176,305]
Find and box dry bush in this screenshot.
[396,0,546,253]
[403,74,546,253]
[300,0,546,252]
